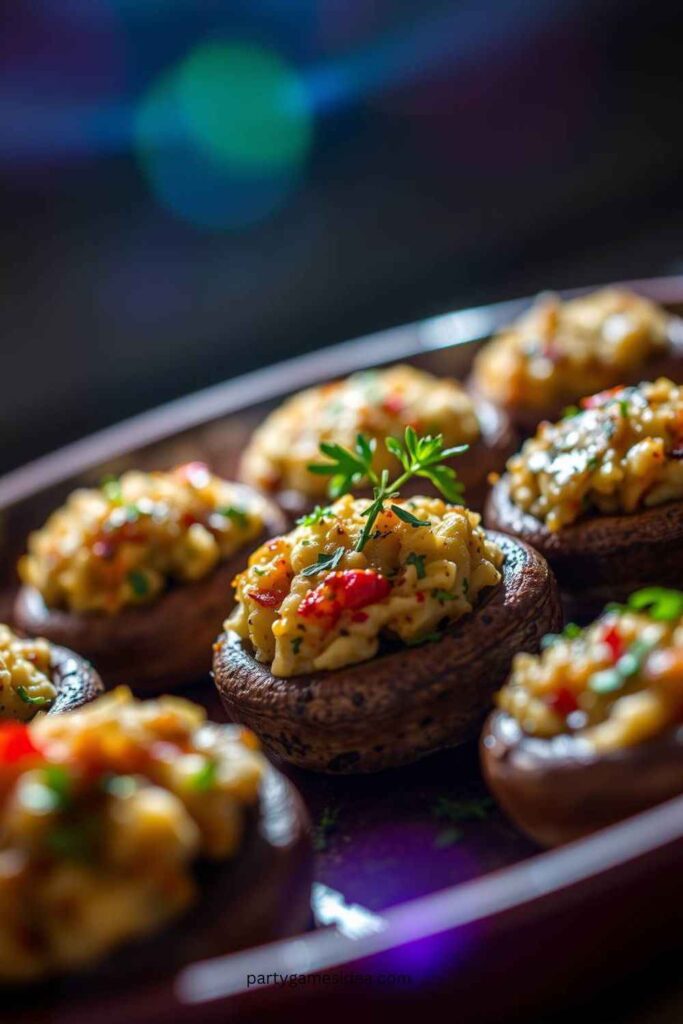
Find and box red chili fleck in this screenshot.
[546,687,578,717]
[416,591,426,603]
[299,570,391,624]
[0,724,40,765]
[351,611,369,623]
[601,623,624,661]
[248,588,285,609]
[381,393,404,415]
[581,386,624,410]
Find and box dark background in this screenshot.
[3,0,682,475]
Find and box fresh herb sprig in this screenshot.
[307,427,468,556]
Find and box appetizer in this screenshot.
[239,364,515,513]
[14,464,286,692]
[471,288,682,432]
[485,379,683,613]
[0,624,102,720]
[0,687,311,982]
[215,429,561,772]
[481,588,683,846]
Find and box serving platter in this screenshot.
[3,276,683,1022]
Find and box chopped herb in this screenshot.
[405,552,426,579]
[562,405,580,419]
[432,589,456,604]
[405,631,442,647]
[301,546,346,577]
[253,566,268,576]
[628,587,683,622]
[434,826,464,848]
[190,758,217,791]
[16,686,50,707]
[313,805,340,852]
[541,621,582,649]
[42,765,72,809]
[589,636,656,694]
[618,399,629,418]
[290,636,303,655]
[103,774,138,798]
[128,570,150,597]
[297,505,336,527]
[433,795,494,822]
[564,622,581,638]
[219,505,249,529]
[586,455,600,471]
[101,475,123,503]
[390,505,430,528]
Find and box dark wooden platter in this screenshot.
[2,276,683,1022]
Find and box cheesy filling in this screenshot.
[228,494,503,677]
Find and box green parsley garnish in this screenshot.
[128,570,150,597]
[219,506,249,529]
[433,795,494,823]
[390,505,430,528]
[540,621,582,650]
[405,631,443,647]
[432,589,456,604]
[589,637,655,695]
[618,398,629,418]
[313,804,340,852]
[562,405,581,419]
[290,636,303,654]
[101,475,123,503]
[301,546,346,578]
[308,427,468,554]
[296,505,336,527]
[190,758,217,791]
[627,587,683,622]
[405,552,426,579]
[16,686,50,707]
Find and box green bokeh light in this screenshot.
[177,41,312,172]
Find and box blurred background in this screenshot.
[3,0,682,475]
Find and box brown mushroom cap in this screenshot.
[48,643,104,715]
[241,393,517,522]
[13,497,287,694]
[485,474,683,616]
[213,532,562,774]
[469,315,683,435]
[481,709,683,847]
[2,763,312,997]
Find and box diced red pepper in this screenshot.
[580,386,624,410]
[546,687,578,718]
[381,393,404,415]
[601,623,624,662]
[299,570,391,624]
[0,723,40,765]
[248,588,285,609]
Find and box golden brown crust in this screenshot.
[481,709,683,846]
[485,474,683,613]
[213,532,562,773]
[14,501,287,694]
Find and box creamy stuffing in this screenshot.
[507,378,683,531]
[19,463,267,613]
[473,288,671,412]
[497,594,683,753]
[0,626,56,721]
[241,364,480,498]
[0,687,264,980]
[227,493,503,676]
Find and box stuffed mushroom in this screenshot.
[240,364,515,515]
[471,288,683,433]
[485,378,683,614]
[0,687,311,984]
[0,624,102,720]
[14,464,286,692]
[213,487,561,773]
[481,588,683,847]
